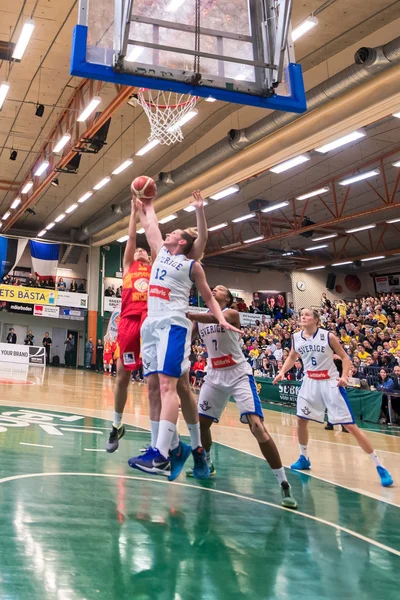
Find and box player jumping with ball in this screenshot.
[273,308,393,487]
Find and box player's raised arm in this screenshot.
[190,263,241,334]
[187,308,239,327]
[272,347,299,384]
[188,190,208,261]
[135,198,163,256]
[122,197,138,275]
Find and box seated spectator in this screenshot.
[288,359,304,381]
[70,281,77,292]
[376,368,395,392]
[48,277,55,288]
[116,286,122,298]
[57,277,66,290]
[78,282,85,292]
[105,286,114,297]
[392,365,400,390]
[357,344,370,362]
[192,355,206,387]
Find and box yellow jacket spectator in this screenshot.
[337,300,347,318]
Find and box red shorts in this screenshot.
[103,354,113,365]
[115,313,147,371]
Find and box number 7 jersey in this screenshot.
[148,246,195,316]
[292,328,339,380]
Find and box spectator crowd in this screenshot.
[1,273,86,292]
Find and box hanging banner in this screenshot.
[106,305,121,340]
[0,285,57,305]
[33,305,60,319]
[375,274,400,293]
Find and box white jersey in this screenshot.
[198,309,245,370]
[293,328,338,380]
[147,246,194,316]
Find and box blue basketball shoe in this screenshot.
[191,447,210,480]
[291,455,311,470]
[169,441,192,482]
[128,447,170,477]
[377,466,393,487]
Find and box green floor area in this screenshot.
[0,407,399,599]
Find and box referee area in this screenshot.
[0,367,398,599]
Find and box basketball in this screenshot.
[131,176,157,201]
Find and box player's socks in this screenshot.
[156,420,177,459]
[272,467,287,485]
[206,450,212,467]
[299,444,308,458]
[114,412,123,427]
[368,451,383,468]
[170,428,180,451]
[106,424,126,453]
[187,423,201,449]
[149,420,159,448]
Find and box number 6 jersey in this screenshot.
[292,328,339,380]
[148,246,195,316]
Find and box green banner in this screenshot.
[255,377,382,423]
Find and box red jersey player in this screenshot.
[106,198,151,452]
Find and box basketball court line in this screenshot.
[19,442,53,449]
[215,439,400,509]
[2,400,398,506]
[0,471,398,558]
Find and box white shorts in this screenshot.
[297,377,355,425]
[198,362,264,424]
[141,314,191,378]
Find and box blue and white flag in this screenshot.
[30,240,60,282]
[0,236,28,279]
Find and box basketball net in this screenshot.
[137,89,198,146]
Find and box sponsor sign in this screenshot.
[59,308,85,321]
[0,285,57,306]
[8,303,34,315]
[239,312,271,327]
[149,285,171,300]
[33,305,60,319]
[104,296,122,312]
[0,343,45,366]
[57,291,88,309]
[375,274,400,293]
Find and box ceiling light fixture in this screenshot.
[282,251,294,256]
[45,222,55,230]
[387,217,400,224]
[65,203,78,214]
[168,110,198,132]
[2,212,11,220]
[166,0,186,11]
[117,235,129,243]
[331,261,353,266]
[21,181,33,194]
[51,178,59,187]
[34,160,50,177]
[345,224,376,234]
[12,20,35,60]
[55,214,66,223]
[270,154,311,174]
[112,159,133,175]
[208,222,228,232]
[305,244,328,251]
[135,139,160,156]
[10,198,21,209]
[393,112,400,118]
[313,233,338,241]
[37,230,46,237]
[305,265,325,271]
[393,161,400,168]
[261,201,289,213]
[35,104,44,118]
[78,192,93,203]
[315,130,366,154]
[361,255,385,262]
[9,149,17,161]
[159,214,178,224]
[77,96,102,122]
[296,186,330,201]
[53,133,71,153]
[0,81,10,110]
[244,235,264,243]
[93,177,111,190]
[292,16,318,42]
[210,185,240,201]
[232,213,256,223]
[339,169,380,186]
[184,201,208,212]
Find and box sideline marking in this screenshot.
[84,448,107,452]
[0,471,398,558]
[19,442,53,449]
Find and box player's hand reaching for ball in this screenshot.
[191,189,205,209]
[272,372,286,385]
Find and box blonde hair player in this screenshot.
[273,308,393,487]
[128,193,241,480]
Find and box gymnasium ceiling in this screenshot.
[1,0,400,273]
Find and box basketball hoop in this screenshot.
[137,89,198,146]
